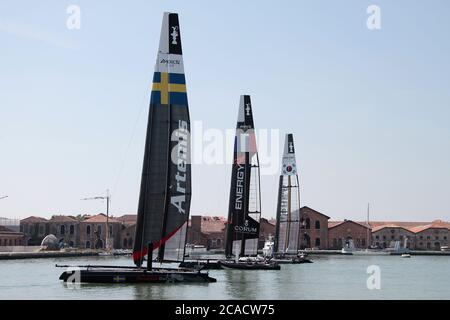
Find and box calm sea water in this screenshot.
[0,254,449,300]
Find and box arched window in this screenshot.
[86,241,91,249]
[123,238,128,248]
[70,225,75,235]
[97,225,102,235]
[305,218,310,230]
[86,225,91,235]
[109,226,113,237]
[315,238,321,247]
[315,220,320,230]
[60,225,65,235]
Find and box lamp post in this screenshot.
[81,190,111,251]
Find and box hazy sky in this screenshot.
[1,0,450,222]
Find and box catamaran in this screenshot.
[58,12,216,283]
[269,134,311,264]
[219,95,280,270]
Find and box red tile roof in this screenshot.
[20,216,48,223]
[301,206,331,219]
[116,215,137,225]
[328,220,371,230]
[49,215,77,222]
[81,214,121,223]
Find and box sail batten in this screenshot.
[133,12,191,266]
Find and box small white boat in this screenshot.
[401,253,411,258]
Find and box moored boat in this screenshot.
[219,260,280,270]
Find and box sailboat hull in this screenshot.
[59,268,216,283]
[218,260,281,270]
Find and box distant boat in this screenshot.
[441,246,450,252]
[401,253,411,258]
[58,13,215,283]
[222,96,279,271]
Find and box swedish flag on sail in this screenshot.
[151,72,187,105]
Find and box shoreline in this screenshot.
[2,249,450,260]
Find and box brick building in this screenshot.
[371,225,415,249]
[17,211,450,251]
[328,220,371,249]
[0,226,25,247]
[299,206,330,249]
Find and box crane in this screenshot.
[81,190,111,251]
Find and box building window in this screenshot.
[86,241,91,249]
[315,221,320,230]
[391,229,395,234]
[435,236,439,240]
[305,218,310,230]
[109,226,113,237]
[217,239,221,246]
[315,238,320,247]
[427,236,431,240]
[70,225,75,235]
[69,241,74,247]
[60,225,66,235]
[86,225,91,235]
[444,236,447,240]
[383,236,386,240]
[39,225,44,235]
[333,238,337,248]
[391,235,395,240]
[362,239,366,247]
[97,225,102,235]
[128,238,133,248]
[375,235,379,240]
[427,243,431,249]
[123,238,128,248]
[420,235,423,239]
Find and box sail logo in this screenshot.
[171,26,179,44]
[235,164,244,210]
[288,142,294,153]
[171,120,189,214]
[245,103,251,116]
[160,58,181,65]
[234,219,257,234]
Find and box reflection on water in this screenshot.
[1,254,450,299]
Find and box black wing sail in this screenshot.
[274,133,300,254]
[225,95,262,258]
[133,12,191,266]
